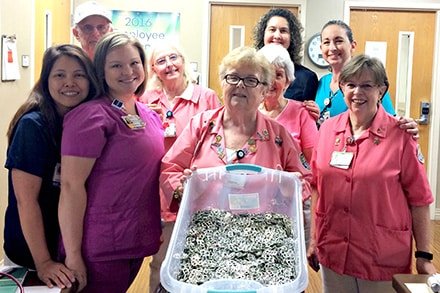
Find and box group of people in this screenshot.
[2,2,436,293]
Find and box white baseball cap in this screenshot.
[74,1,112,24]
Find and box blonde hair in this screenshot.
[218,46,275,86]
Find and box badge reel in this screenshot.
[164,110,177,137]
[111,99,146,130]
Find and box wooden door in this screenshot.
[34,0,71,80]
[350,10,436,167]
[209,5,298,99]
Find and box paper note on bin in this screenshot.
[229,193,260,210]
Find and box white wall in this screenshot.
[0,0,34,261]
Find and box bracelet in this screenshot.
[415,251,433,260]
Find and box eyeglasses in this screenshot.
[78,24,109,35]
[223,74,265,88]
[342,82,378,92]
[154,54,182,67]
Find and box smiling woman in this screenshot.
[58,32,165,292]
[253,8,318,102]
[3,44,99,289]
[159,46,313,245]
[309,54,436,293]
[314,20,396,126]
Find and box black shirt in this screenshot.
[284,63,318,102]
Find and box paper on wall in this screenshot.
[2,35,20,81]
[365,41,387,67]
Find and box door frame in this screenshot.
[345,2,440,220]
[202,0,306,87]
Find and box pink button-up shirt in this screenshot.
[139,83,220,221]
[160,106,312,210]
[139,83,221,152]
[274,99,318,150]
[310,105,433,281]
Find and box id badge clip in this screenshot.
[164,122,177,137]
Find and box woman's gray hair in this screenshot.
[258,44,295,83]
[219,46,275,87]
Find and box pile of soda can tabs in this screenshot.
[428,273,440,292]
[175,209,300,286]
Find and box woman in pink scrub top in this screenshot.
[59,32,164,292]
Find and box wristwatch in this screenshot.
[415,251,433,260]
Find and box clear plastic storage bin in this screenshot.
[161,164,308,293]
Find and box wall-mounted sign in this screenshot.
[2,35,20,81]
[111,10,180,52]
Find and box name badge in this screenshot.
[121,114,146,130]
[164,122,177,137]
[330,151,354,169]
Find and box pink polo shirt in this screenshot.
[160,106,312,210]
[139,83,221,152]
[274,99,317,150]
[310,105,433,281]
[139,83,220,221]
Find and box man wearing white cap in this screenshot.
[72,1,113,58]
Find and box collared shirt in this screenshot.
[139,84,220,221]
[139,83,221,152]
[160,106,312,209]
[310,105,433,281]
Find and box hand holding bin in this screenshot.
[160,164,308,293]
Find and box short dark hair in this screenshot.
[253,8,304,64]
